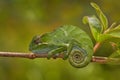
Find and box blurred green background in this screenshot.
[0,0,120,80]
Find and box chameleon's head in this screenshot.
[29,35,46,51]
[29,35,41,51]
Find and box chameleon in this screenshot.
[29,25,93,68]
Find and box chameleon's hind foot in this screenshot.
[63,55,68,60]
[47,54,52,59]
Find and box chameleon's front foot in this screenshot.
[60,51,68,60]
[47,52,59,59]
[47,53,52,59]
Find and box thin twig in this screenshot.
[0,51,118,64]
[93,42,101,53]
[92,56,109,63]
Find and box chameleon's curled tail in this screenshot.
[68,48,91,68]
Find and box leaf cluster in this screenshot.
[83,2,120,60]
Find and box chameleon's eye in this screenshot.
[34,36,41,44]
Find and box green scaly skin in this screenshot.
[29,25,93,68]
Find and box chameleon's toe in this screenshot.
[63,55,68,60]
[47,54,52,59]
[47,56,50,59]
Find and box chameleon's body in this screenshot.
[29,25,93,68]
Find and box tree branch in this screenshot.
[0,52,63,59]
[0,51,118,64]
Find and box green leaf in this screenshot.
[109,42,120,58]
[83,16,102,41]
[108,24,120,32]
[107,25,120,39]
[109,50,120,58]
[98,34,111,42]
[98,25,120,42]
[107,42,120,64]
[91,2,108,31]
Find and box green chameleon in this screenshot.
[29,25,93,68]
